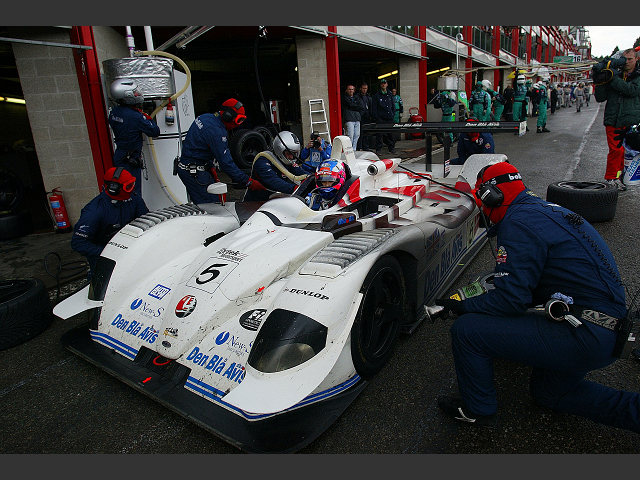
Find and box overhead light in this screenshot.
[1,96,26,104]
[377,70,398,79]
[426,67,451,75]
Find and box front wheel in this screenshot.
[351,255,405,379]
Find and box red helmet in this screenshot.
[219,98,246,129]
[104,167,136,200]
[466,117,480,142]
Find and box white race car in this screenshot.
[54,136,506,453]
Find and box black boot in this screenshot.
[536,126,542,133]
[542,124,550,132]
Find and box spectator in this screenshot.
[244,131,308,202]
[371,78,396,154]
[107,79,160,196]
[550,84,559,114]
[300,131,332,173]
[503,82,515,121]
[584,82,592,107]
[177,98,265,204]
[342,84,364,150]
[435,162,639,434]
[563,83,572,108]
[71,167,148,279]
[594,47,640,191]
[427,87,438,103]
[574,82,585,112]
[356,82,374,151]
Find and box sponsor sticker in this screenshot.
[283,288,330,300]
[175,295,197,317]
[239,309,267,331]
[496,246,508,264]
[149,284,171,300]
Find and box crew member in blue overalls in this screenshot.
[448,118,495,165]
[71,166,148,279]
[244,131,308,202]
[108,79,160,196]
[177,98,265,203]
[435,162,639,433]
[299,131,332,173]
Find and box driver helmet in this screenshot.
[272,131,301,165]
[481,79,492,91]
[315,160,346,200]
[110,79,144,106]
[103,166,136,201]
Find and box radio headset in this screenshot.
[106,166,125,196]
[220,100,246,125]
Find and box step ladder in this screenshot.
[308,98,330,141]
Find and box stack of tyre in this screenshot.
[0,169,33,240]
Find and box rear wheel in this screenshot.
[351,255,405,379]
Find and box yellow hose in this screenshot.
[134,50,192,205]
[253,151,309,184]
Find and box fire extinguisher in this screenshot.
[48,188,72,233]
[165,100,175,126]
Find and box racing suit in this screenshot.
[512,83,527,122]
[470,88,490,121]
[108,105,160,195]
[434,92,457,144]
[245,152,308,201]
[178,113,251,204]
[447,190,639,433]
[536,85,549,130]
[71,191,148,277]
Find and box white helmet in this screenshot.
[110,78,144,105]
[481,79,492,90]
[272,131,301,165]
[516,74,526,85]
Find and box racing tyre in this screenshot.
[230,129,268,171]
[351,255,405,379]
[254,125,275,146]
[546,181,618,223]
[0,278,53,350]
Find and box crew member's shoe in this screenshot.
[606,178,627,191]
[542,125,550,132]
[536,126,542,133]
[437,395,497,426]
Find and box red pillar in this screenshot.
[70,26,113,188]
[526,27,533,65]
[418,26,428,120]
[325,26,342,139]
[464,26,473,100]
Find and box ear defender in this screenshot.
[473,165,522,209]
[221,100,246,125]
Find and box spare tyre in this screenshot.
[230,129,268,171]
[254,125,275,146]
[0,278,53,350]
[546,180,618,223]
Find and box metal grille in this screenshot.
[308,229,395,269]
[128,203,206,231]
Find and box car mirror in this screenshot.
[207,182,228,195]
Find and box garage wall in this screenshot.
[12,28,96,226]
[296,35,330,143]
[398,57,419,121]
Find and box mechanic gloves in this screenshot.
[614,125,640,151]
[435,297,467,317]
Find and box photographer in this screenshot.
[594,48,640,191]
[300,131,332,173]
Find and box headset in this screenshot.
[220,100,246,125]
[105,167,135,197]
[474,165,523,208]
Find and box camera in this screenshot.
[311,132,321,149]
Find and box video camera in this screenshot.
[311,132,321,149]
[592,55,628,85]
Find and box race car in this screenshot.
[54,135,506,453]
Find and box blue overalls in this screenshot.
[108,105,160,195]
[245,153,308,201]
[450,191,639,432]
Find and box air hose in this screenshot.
[133,50,193,205]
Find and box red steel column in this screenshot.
[464,26,473,99]
[70,26,113,188]
[325,26,342,139]
[492,26,501,89]
[418,26,428,120]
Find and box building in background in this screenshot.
[0,25,592,229]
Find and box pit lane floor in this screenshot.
[1,104,638,454]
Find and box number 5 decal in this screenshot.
[187,257,239,293]
[196,264,227,284]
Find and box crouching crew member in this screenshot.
[435,162,639,433]
[71,167,149,279]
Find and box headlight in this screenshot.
[248,309,327,373]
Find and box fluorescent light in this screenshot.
[2,96,26,104]
[377,70,398,79]
[426,66,451,75]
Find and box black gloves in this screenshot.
[435,297,466,317]
[613,125,640,151]
[613,127,629,148]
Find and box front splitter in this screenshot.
[61,323,367,453]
